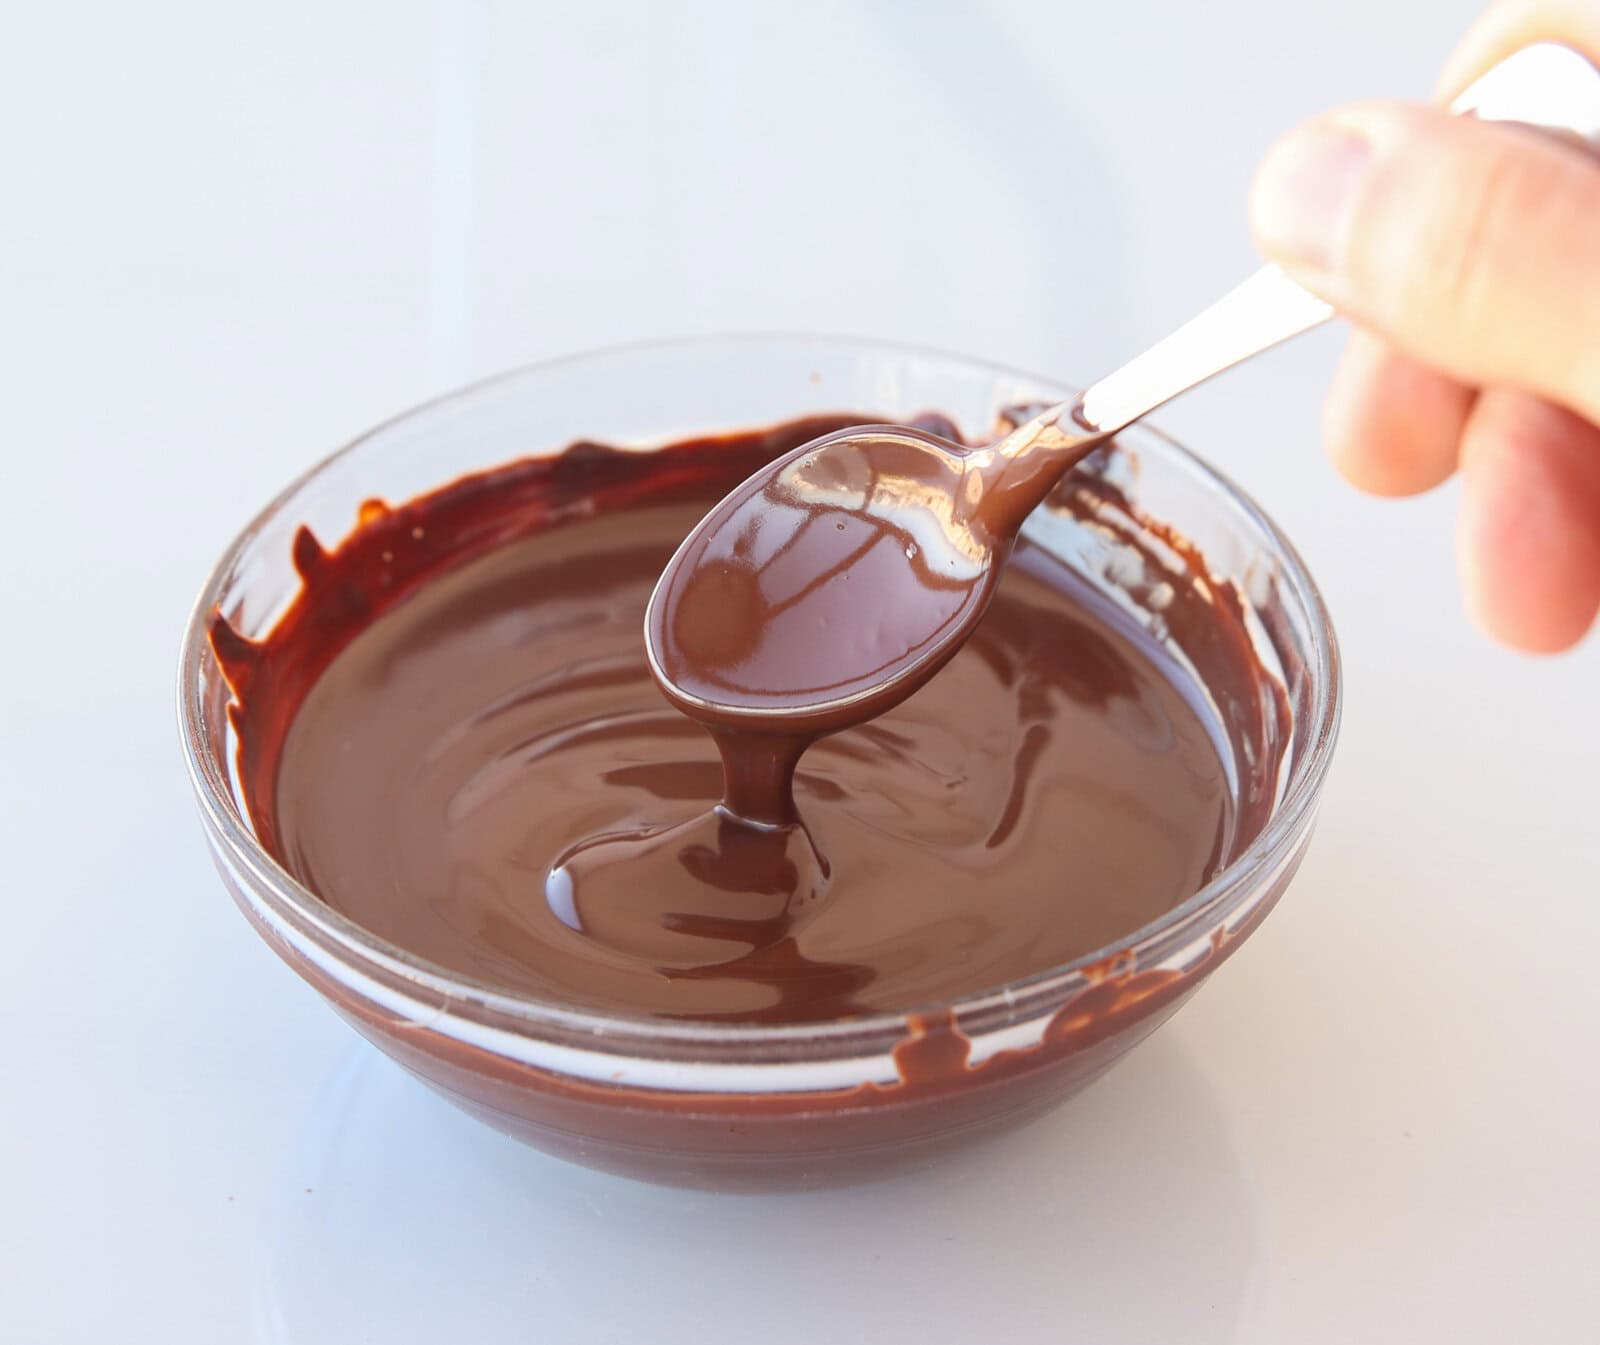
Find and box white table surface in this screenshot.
[5,3,1597,1341]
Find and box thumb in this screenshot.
[1251,101,1600,425]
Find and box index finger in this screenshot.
[1435,0,1600,101]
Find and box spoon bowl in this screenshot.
[644,424,1005,737]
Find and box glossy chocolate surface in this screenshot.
[212,413,1281,1027]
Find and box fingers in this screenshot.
[1254,8,1600,651]
[1436,0,1600,100]
[1457,388,1600,652]
[1251,101,1600,426]
[1324,329,1476,496]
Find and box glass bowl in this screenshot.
[178,335,1340,1190]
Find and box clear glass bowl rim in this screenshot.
[178,332,1341,1056]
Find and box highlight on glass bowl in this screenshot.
[178,336,1339,1189]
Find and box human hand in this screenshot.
[1250,1,1600,652]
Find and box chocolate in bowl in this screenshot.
[178,336,1339,1190]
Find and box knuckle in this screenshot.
[1359,121,1600,413]
[1416,139,1531,329]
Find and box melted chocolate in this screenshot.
[633,408,1106,943]
[212,413,1282,1027]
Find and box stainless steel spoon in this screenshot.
[646,43,1600,740]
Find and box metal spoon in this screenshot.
[646,42,1600,742]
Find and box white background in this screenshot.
[4,2,1597,1341]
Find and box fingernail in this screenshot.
[1252,123,1372,272]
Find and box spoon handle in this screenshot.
[1075,41,1600,436]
